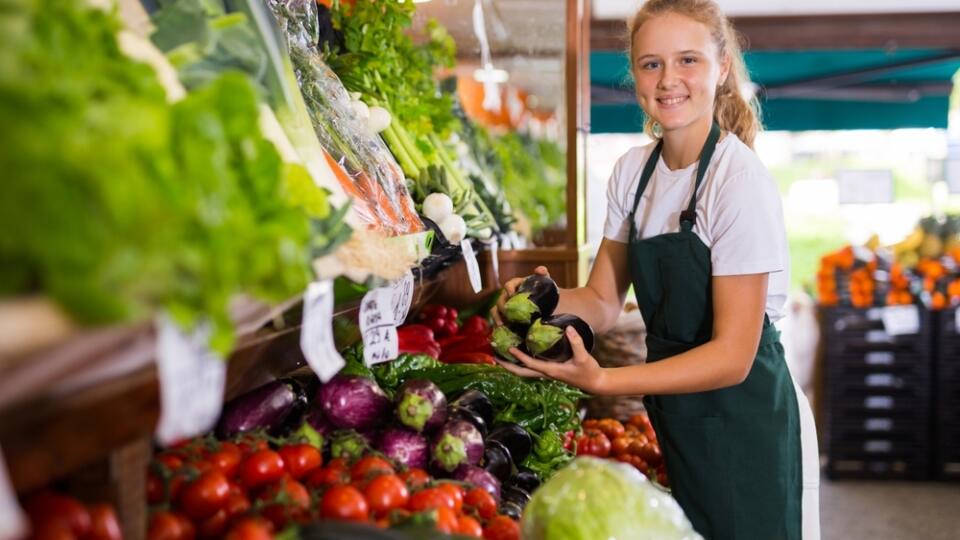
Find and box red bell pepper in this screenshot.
[439,334,493,358]
[398,324,441,358]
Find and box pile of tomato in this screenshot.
[20,491,122,540]
[146,434,519,540]
[576,413,668,487]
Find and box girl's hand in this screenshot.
[496,326,607,395]
[490,266,550,326]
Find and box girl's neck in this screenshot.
[659,117,714,171]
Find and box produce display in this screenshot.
[579,414,668,487]
[817,215,960,309]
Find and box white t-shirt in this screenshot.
[603,133,790,322]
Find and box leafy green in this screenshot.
[0,0,321,352]
[523,458,701,540]
[371,353,443,391]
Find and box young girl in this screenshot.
[494,1,820,538]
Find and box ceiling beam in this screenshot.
[592,12,960,51]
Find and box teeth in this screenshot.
[659,96,686,105]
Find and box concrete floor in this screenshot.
[820,477,960,539]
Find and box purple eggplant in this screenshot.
[491,326,524,362]
[454,465,502,501]
[451,390,495,427]
[395,379,447,433]
[509,467,541,494]
[524,314,595,362]
[377,426,429,470]
[304,407,333,438]
[503,274,559,324]
[430,419,484,474]
[318,375,390,430]
[216,378,306,438]
[481,440,513,483]
[487,424,532,464]
[448,405,488,436]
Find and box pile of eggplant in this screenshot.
[214,370,544,517]
[492,275,595,363]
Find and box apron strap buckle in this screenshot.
[679,209,697,225]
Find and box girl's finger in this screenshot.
[509,348,558,378]
[496,360,544,379]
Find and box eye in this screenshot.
[680,56,698,65]
[640,60,660,70]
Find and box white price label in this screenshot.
[461,240,482,293]
[0,445,28,540]
[955,307,960,334]
[488,239,500,286]
[360,288,398,366]
[390,271,415,326]
[301,281,345,382]
[881,305,920,336]
[154,316,226,446]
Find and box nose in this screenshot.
[658,63,678,89]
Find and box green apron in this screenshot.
[627,124,802,539]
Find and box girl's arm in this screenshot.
[499,272,769,396]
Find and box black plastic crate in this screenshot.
[825,352,932,376]
[830,414,930,436]
[820,306,933,356]
[826,454,930,480]
[934,441,960,480]
[829,393,927,416]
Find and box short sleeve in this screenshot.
[708,168,788,276]
[603,153,634,243]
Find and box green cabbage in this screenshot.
[522,457,703,540]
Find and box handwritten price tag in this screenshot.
[389,271,415,326]
[461,240,482,293]
[488,238,500,286]
[301,281,345,382]
[0,445,27,540]
[154,316,226,446]
[360,288,398,366]
[881,305,920,336]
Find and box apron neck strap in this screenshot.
[628,141,663,240]
[680,122,722,229]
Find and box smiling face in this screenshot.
[631,12,730,136]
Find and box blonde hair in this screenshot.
[628,0,761,147]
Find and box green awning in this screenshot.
[591,49,960,133]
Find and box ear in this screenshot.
[718,51,732,88]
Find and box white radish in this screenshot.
[350,99,370,120]
[367,106,392,132]
[422,192,454,222]
[438,214,467,244]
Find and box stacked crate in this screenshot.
[935,308,960,480]
[822,305,934,480]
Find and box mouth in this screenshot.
[656,95,689,107]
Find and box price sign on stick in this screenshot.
[0,445,27,540]
[461,240,482,293]
[301,280,345,382]
[155,316,226,446]
[360,288,398,366]
[389,271,415,326]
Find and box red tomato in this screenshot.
[407,488,455,513]
[259,477,311,529]
[436,483,464,514]
[435,506,458,534]
[611,436,631,456]
[575,429,611,457]
[148,511,195,540]
[24,492,91,538]
[87,504,122,540]
[350,456,395,482]
[305,464,351,488]
[239,450,285,489]
[363,474,410,516]
[208,442,243,478]
[31,521,75,540]
[483,515,520,540]
[397,468,430,490]
[457,515,484,537]
[596,418,626,440]
[197,509,228,540]
[320,485,369,522]
[156,453,185,472]
[464,487,497,520]
[224,517,273,540]
[147,471,165,505]
[224,486,251,519]
[178,470,230,520]
[278,444,322,479]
